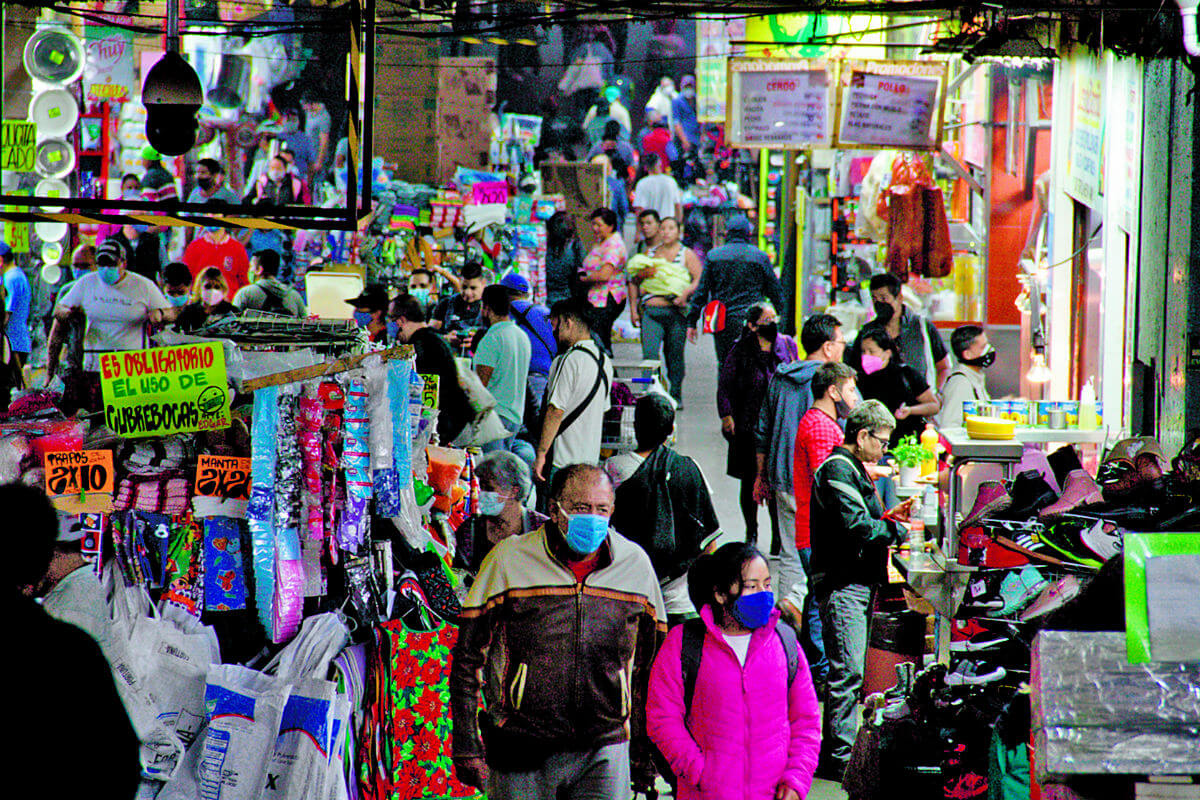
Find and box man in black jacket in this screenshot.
[611,394,721,625]
[809,399,906,779]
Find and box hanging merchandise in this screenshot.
[274,392,305,643]
[881,154,953,279]
[249,385,280,634]
[204,517,249,612]
[339,378,372,552]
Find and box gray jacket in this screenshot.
[755,359,821,492]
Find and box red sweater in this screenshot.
[793,406,844,548]
[183,236,251,294]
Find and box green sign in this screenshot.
[99,343,232,438]
[1,121,37,173]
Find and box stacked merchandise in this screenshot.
[14,342,493,800]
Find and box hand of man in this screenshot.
[752,476,770,505]
[453,756,489,792]
[533,451,548,483]
[687,327,698,344]
[895,404,911,420]
[775,783,800,800]
[630,312,640,328]
[721,416,735,436]
[672,294,688,308]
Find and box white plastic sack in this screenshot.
[129,602,219,748]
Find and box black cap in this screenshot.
[346,284,388,312]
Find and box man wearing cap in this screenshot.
[55,239,174,412]
[474,285,532,457]
[686,214,784,367]
[233,249,306,317]
[501,273,556,409]
[183,224,252,295]
[348,284,390,343]
[0,242,31,368]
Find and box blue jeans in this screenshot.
[640,304,687,403]
[482,421,535,469]
[818,583,872,764]
[797,546,827,682]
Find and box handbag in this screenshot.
[452,407,512,448]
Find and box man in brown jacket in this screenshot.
[451,463,667,799]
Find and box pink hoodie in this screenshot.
[646,605,821,800]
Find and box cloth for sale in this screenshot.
[340,378,372,552]
[204,517,248,611]
[882,157,953,279]
[161,515,205,616]
[359,621,480,800]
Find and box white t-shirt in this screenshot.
[59,271,170,371]
[634,174,683,221]
[722,631,753,666]
[545,339,614,469]
[603,451,645,488]
[661,572,695,617]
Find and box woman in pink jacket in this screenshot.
[647,542,821,800]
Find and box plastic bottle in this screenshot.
[920,423,939,477]
[1078,377,1097,431]
[907,493,929,568]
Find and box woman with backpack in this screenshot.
[646,542,820,800]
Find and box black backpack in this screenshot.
[259,284,289,315]
[679,617,801,713]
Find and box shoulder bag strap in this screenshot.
[556,346,610,436]
[680,618,706,715]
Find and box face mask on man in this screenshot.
[478,490,507,517]
[71,267,91,281]
[961,347,997,369]
[197,176,214,191]
[873,301,895,324]
[834,385,857,419]
[409,286,431,305]
[168,294,189,308]
[353,310,373,328]
[756,321,778,342]
[557,503,609,555]
[98,265,121,285]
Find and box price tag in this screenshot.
[472,180,508,206]
[44,450,115,497]
[195,455,251,501]
[419,373,440,408]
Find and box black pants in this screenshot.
[588,295,625,356]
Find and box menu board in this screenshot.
[835,60,948,150]
[727,59,834,149]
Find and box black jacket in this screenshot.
[809,446,905,593]
[611,446,720,582]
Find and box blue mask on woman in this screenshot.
[559,504,609,555]
[353,310,373,328]
[731,590,775,629]
[477,490,507,517]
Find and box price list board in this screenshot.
[835,59,948,151]
[726,59,835,150]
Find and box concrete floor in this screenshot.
[613,335,848,800]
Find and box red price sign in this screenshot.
[195,455,251,501]
[472,180,508,206]
[44,450,115,496]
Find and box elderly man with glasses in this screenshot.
[807,399,910,782]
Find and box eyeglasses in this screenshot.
[868,432,891,450]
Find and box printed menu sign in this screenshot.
[728,59,833,148]
[99,343,231,438]
[840,72,938,147]
[835,60,947,150]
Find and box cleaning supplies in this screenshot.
[1078,377,1097,431]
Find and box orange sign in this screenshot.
[44,450,115,496]
[195,455,251,501]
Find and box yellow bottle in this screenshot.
[920,423,939,477]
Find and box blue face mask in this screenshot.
[731,590,775,629]
[353,310,373,328]
[168,294,189,307]
[386,321,399,341]
[559,504,610,555]
[478,490,507,517]
[98,266,121,285]
[71,267,90,281]
[410,286,431,305]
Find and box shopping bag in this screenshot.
[451,407,512,448]
[454,358,498,421]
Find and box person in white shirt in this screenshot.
[534,299,614,482]
[938,324,994,428]
[54,239,174,412]
[633,153,683,222]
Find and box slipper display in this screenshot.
[1038,469,1104,518]
[1019,574,1082,621]
[959,480,1012,529]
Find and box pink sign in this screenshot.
[472,180,508,206]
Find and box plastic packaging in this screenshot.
[338,377,372,552]
[1078,377,1097,431]
[248,385,279,633]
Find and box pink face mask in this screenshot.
[861,353,886,375]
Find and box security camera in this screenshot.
[142,51,203,156]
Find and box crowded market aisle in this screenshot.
[613,337,849,800]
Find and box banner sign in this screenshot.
[727,59,835,149]
[44,450,115,497]
[834,59,948,151]
[1,121,36,172]
[419,373,440,408]
[195,455,251,500]
[99,343,231,437]
[697,16,745,122]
